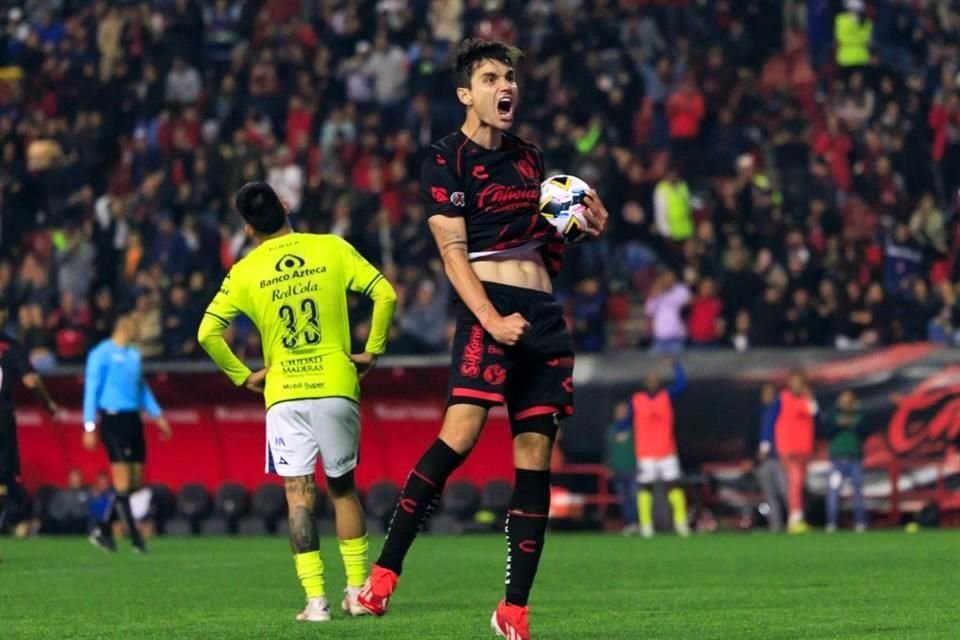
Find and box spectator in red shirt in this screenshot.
[666,72,705,175]
[687,277,724,346]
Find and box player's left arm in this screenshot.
[667,360,688,399]
[14,340,58,416]
[198,269,255,387]
[341,237,398,377]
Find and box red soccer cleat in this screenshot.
[356,564,399,616]
[490,600,530,640]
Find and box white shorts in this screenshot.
[637,455,681,484]
[265,398,360,478]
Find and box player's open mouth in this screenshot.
[497,96,514,120]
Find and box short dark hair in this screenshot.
[454,38,522,89]
[235,181,286,235]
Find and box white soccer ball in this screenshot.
[539,174,591,242]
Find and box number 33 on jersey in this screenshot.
[198,233,397,408]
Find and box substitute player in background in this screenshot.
[625,359,689,538]
[84,311,172,553]
[198,182,397,623]
[0,301,59,545]
[357,39,609,640]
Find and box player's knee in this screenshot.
[513,432,553,470]
[326,472,357,500]
[439,410,485,454]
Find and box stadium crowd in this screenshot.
[3,0,960,363]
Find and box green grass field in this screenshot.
[1,531,957,639]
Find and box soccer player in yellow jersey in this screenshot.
[197,182,397,623]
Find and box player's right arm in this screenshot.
[420,151,527,346]
[197,269,256,388]
[9,338,57,416]
[428,215,528,346]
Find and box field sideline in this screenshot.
[1,531,957,639]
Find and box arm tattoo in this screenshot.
[284,475,318,554]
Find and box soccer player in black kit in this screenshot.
[357,40,609,639]
[0,302,59,547]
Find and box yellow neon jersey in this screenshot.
[198,233,397,407]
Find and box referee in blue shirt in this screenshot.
[84,311,171,553]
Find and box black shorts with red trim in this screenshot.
[448,282,574,431]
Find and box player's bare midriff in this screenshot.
[471,247,553,294]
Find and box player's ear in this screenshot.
[456,86,472,107]
[243,223,254,239]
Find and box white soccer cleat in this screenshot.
[296,597,331,622]
[675,521,691,537]
[342,586,372,617]
[640,525,655,539]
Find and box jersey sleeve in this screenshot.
[420,149,465,218]
[339,238,398,355]
[197,268,253,386]
[82,345,106,424]
[8,339,34,377]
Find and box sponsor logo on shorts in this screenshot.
[459,325,485,378]
[547,357,575,368]
[278,456,289,465]
[484,364,507,386]
[400,498,417,514]
[518,539,538,554]
[274,437,285,447]
[333,453,356,468]
[561,376,574,393]
[487,345,504,356]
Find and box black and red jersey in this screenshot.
[0,333,32,412]
[420,130,565,274]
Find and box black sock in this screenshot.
[97,494,118,537]
[114,493,144,547]
[377,439,465,574]
[505,469,551,607]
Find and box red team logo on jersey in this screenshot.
[460,325,485,378]
[472,165,490,180]
[431,186,449,204]
[484,364,507,386]
[514,154,538,181]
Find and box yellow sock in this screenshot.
[668,487,687,527]
[293,551,325,599]
[637,489,653,529]
[338,535,369,588]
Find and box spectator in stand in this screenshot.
[825,391,868,533]
[755,383,789,533]
[392,276,450,355]
[666,73,705,176]
[909,194,948,263]
[644,270,691,354]
[605,402,638,536]
[653,166,693,245]
[761,370,818,534]
[687,277,723,347]
[165,56,202,106]
[834,0,873,79]
[883,224,923,296]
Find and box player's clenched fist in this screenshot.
[483,312,529,346]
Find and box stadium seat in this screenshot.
[428,513,464,535]
[200,516,230,536]
[480,479,513,514]
[442,480,480,521]
[237,517,268,536]
[177,483,212,524]
[364,480,400,523]
[163,517,194,537]
[149,484,176,524]
[47,488,91,534]
[251,483,285,529]
[215,483,250,524]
